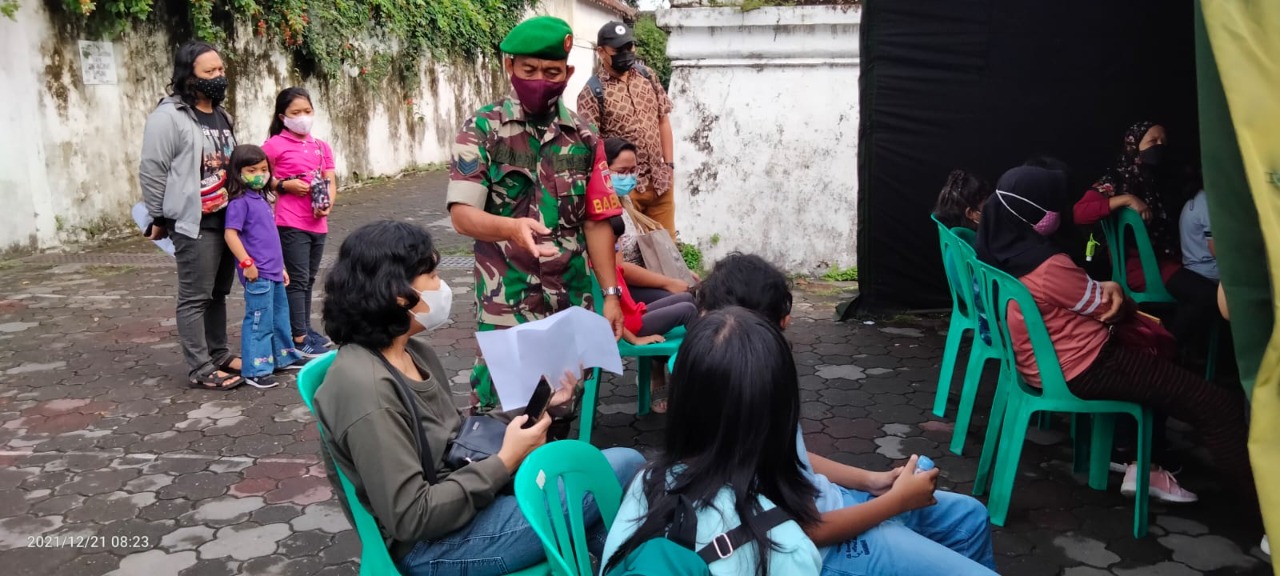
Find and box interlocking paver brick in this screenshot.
[56,469,139,497]
[243,555,328,575]
[198,523,291,561]
[105,549,198,576]
[320,530,361,565]
[159,525,216,552]
[175,559,239,576]
[277,530,332,558]
[181,497,263,527]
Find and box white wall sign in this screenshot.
[78,41,117,85]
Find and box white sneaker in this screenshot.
[1120,464,1198,503]
[1262,535,1270,557]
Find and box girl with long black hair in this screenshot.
[603,307,823,575]
[263,86,338,356]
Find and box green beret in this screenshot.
[501,16,574,60]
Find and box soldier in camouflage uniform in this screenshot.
[448,16,625,414]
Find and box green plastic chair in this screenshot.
[514,440,625,576]
[296,351,404,575]
[297,351,550,575]
[968,259,1154,537]
[931,217,1004,455]
[1101,206,1222,379]
[579,274,684,443]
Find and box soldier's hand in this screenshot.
[510,218,557,258]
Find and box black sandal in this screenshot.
[217,356,243,375]
[189,369,244,390]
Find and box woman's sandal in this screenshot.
[189,370,244,391]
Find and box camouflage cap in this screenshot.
[500,16,574,60]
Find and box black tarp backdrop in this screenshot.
[856,0,1199,311]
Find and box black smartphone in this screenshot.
[521,377,552,429]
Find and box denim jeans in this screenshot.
[278,226,326,339]
[820,487,998,576]
[241,279,303,378]
[398,447,646,576]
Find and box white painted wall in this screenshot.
[658,3,861,274]
[0,0,626,253]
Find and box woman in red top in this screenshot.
[1073,122,1219,352]
[978,166,1256,512]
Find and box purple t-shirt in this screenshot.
[225,191,286,283]
[262,132,335,234]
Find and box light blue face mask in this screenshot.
[611,173,637,196]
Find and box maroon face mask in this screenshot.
[510,75,568,115]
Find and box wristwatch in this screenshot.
[602,286,623,298]
[239,258,255,269]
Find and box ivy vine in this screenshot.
[39,0,534,83]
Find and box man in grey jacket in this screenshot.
[140,41,243,390]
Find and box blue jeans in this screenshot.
[241,279,302,378]
[399,447,646,576]
[821,487,997,576]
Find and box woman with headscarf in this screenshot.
[1073,121,1220,358]
[978,166,1256,513]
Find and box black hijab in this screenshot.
[976,166,1070,278]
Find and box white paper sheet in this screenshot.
[475,306,624,410]
[131,202,176,256]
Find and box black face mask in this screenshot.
[610,51,636,74]
[1139,144,1166,168]
[192,75,228,103]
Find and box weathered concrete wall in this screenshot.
[0,1,623,253]
[658,3,861,274]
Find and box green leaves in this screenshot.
[51,0,533,80]
[634,15,670,89]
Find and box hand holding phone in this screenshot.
[521,377,553,429]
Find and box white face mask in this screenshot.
[412,280,452,331]
[282,114,314,136]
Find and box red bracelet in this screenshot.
[239,258,255,269]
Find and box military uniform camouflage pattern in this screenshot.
[447,95,621,411]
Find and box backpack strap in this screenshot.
[371,349,439,484]
[695,507,793,563]
[587,75,606,119]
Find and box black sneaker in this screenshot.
[296,339,327,358]
[277,356,311,372]
[244,374,282,389]
[307,329,335,350]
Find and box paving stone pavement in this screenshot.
[0,171,1272,575]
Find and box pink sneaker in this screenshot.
[1120,464,1198,503]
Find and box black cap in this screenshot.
[597,21,636,49]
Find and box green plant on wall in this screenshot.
[42,0,534,82]
[678,241,703,272]
[633,14,670,89]
[1,0,19,20]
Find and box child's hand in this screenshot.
[244,265,259,282]
[887,455,939,513]
[627,334,665,346]
[314,206,331,218]
[283,270,291,287]
[866,467,904,497]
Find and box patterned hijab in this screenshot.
[1091,121,1178,257]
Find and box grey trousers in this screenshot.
[171,229,237,378]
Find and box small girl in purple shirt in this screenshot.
[224,144,305,388]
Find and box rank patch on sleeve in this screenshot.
[456,158,481,177]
